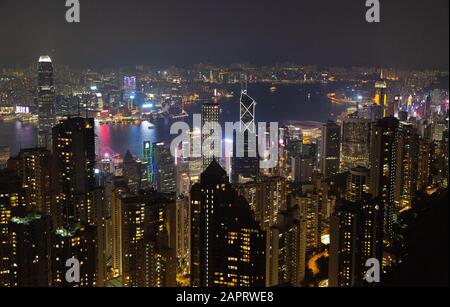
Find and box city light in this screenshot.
[0,0,448,292]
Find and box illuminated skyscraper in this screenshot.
[441,129,449,187]
[328,196,383,287]
[236,176,287,231]
[143,141,154,185]
[110,178,129,278]
[320,121,341,178]
[7,148,52,215]
[394,122,418,210]
[340,117,371,171]
[291,155,314,183]
[267,206,305,287]
[122,150,142,194]
[52,117,107,286]
[153,142,176,193]
[175,194,191,284]
[51,225,98,287]
[417,138,431,191]
[117,190,176,287]
[0,170,25,287]
[123,76,136,100]
[291,194,320,253]
[8,213,52,287]
[370,117,399,244]
[37,56,56,149]
[190,160,266,287]
[346,166,370,203]
[232,90,259,183]
[52,117,97,227]
[374,71,387,117]
[201,102,220,170]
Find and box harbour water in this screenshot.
[0,82,349,158]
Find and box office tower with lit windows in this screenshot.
[291,155,314,183]
[236,176,287,231]
[182,128,202,184]
[190,160,266,287]
[346,166,370,202]
[116,190,176,287]
[390,95,401,117]
[340,117,371,171]
[201,102,221,171]
[7,148,52,215]
[51,225,98,287]
[374,72,388,117]
[369,104,384,121]
[370,117,399,244]
[153,142,176,194]
[394,122,418,210]
[123,76,136,100]
[328,196,383,287]
[8,213,52,287]
[320,121,341,178]
[37,56,56,149]
[122,150,142,194]
[143,141,154,186]
[424,95,432,119]
[232,90,259,183]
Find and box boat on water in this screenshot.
[270,86,277,93]
[169,104,189,119]
[171,110,189,119]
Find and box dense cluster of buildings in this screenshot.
[0,57,448,287]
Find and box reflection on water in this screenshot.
[0,83,349,158]
[96,120,161,159]
[0,121,38,155]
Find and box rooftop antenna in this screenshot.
[241,74,248,94]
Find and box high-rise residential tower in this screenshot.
[190,159,266,287]
[7,148,53,215]
[370,117,399,244]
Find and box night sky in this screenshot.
[0,0,448,69]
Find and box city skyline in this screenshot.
[0,0,448,293]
